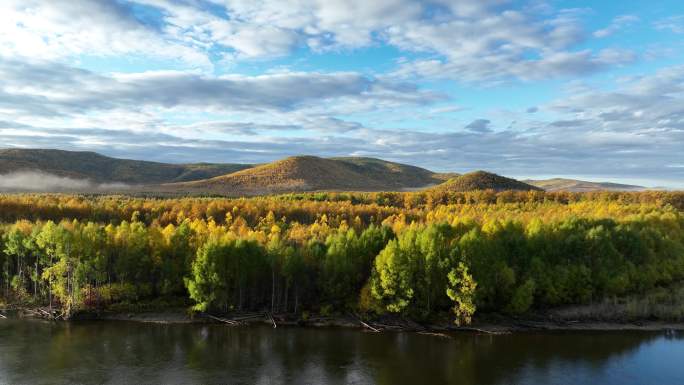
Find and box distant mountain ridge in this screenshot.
[0,148,652,194]
[0,148,251,184]
[525,178,645,192]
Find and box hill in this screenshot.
[171,156,445,195]
[0,148,251,184]
[525,178,645,192]
[430,171,542,193]
[329,157,447,188]
[2,148,650,195]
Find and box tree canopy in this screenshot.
[1,191,682,324]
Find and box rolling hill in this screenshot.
[170,155,447,195]
[430,171,542,193]
[0,148,251,184]
[1,148,651,195]
[525,178,645,192]
[329,157,448,188]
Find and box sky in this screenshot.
[1,0,684,188]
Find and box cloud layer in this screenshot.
[1,0,637,81]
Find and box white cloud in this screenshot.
[654,15,684,34]
[0,0,632,82]
[387,7,634,82]
[0,58,442,119]
[0,0,210,67]
[213,0,423,51]
[391,49,635,83]
[594,15,639,38]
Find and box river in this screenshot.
[1,319,683,384]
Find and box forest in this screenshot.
[1,190,683,325]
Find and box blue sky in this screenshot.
[1,0,684,187]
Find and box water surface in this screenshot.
[1,319,683,385]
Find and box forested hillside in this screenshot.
[330,157,447,187]
[1,149,652,194]
[1,190,683,324]
[171,155,445,194]
[526,178,645,192]
[0,150,448,193]
[432,171,541,193]
[0,148,251,184]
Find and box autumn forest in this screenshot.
[1,190,683,325]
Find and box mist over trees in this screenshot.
[1,190,683,324]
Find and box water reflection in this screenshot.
[0,319,682,385]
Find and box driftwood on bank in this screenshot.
[231,313,264,321]
[372,318,429,332]
[267,313,277,328]
[360,318,459,339]
[28,307,63,321]
[418,331,452,339]
[350,313,381,332]
[206,314,242,326]
[457,326,509,335]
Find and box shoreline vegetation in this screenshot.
[1,190,683,334]
[4,305,684,334]
[6,273,684,333]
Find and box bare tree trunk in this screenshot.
[69,262,75,311]
[271,268,275,314]
[17,254,22,291]
[427,283,431,315]
[34,261,38,301]
[48,255,53,312]
[294,284,299,314]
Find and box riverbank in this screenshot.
[4,306,683,334]
[4,282,684,333]
[108,312,684,333]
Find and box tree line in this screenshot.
[0,190,682,225]
[1,193,683,324]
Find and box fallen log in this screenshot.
[350,313,381,332]
[457,326,510,335]
[373,323,404,330]
[206,314,242,326]
[418,331,452,339]
[232,313,266,321]
[267,313,277,328]
[36,308,59,320]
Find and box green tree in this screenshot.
[3,227,30,298]
[446,262,477,326]
[371,224,452,317]
[505,278,535,314]
[185,240,232,312]
[371,238,413,313]
[186,239,266,313]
